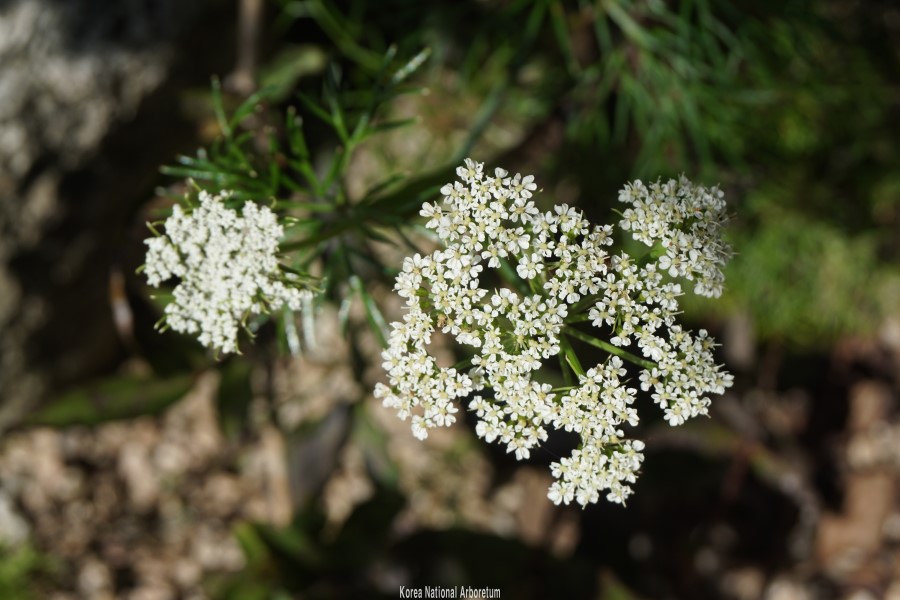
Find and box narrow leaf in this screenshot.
[350,275,388,348]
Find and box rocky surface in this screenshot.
[0,0,228,434]
[0,370,286,599]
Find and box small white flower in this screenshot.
[144,190,309,354]
[516,253,543,280]
[618,176,731,298]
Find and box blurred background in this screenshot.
[0,0,899,598]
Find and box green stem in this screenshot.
[562,326,657,371]
[497,257,530,296]
[564,314,591,324]
[452,358,473,371]
[568,293,604,316]
[558,335,585,378]
[551,386,576,393]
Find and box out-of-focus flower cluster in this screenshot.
[144,190,310,354]
[376,159,733,507]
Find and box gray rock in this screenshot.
[0,0,228,433]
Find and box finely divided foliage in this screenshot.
[144,191,311,355]
[376,159,733,506]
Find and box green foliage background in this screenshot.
[169,0,900,349]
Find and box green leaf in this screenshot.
[27,372,194,427]
[210,76,231,138]
[298,92,335,128]
[268,147,282,191]
[362,172,406,199]
[285,107,311,160]
[273,198,338,213]
[549,1,580,76]
[390,46,431,85]
[358,223,396,247]
[325,65,349,142]
[0,544,56,600]
[361,164,449,214]
[351,403,400,487]
[559,336,585,378]
[259,44,328,101]
[349,275,388,348]
[327,484,404,569]
[217,360,254,439]
[604,0,657,50]
[591,1,615,53]
[376,44,399,77]
[452,77,508,164]
[233,522,271,567]
[228,87,275,131]
[371,117,419,134]
[287,158,322,194]
[321,146,346,193]
[298,0,383,71]
[392,224,424,256]
[255,522,322,568]
[337,294,353,337]
[348,111,371,146]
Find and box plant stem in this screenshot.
[562,326,657,370]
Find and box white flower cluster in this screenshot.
[619,175,731,298]
[144,190,309,354]
[587,254,733,429]
[376,159,733,507]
